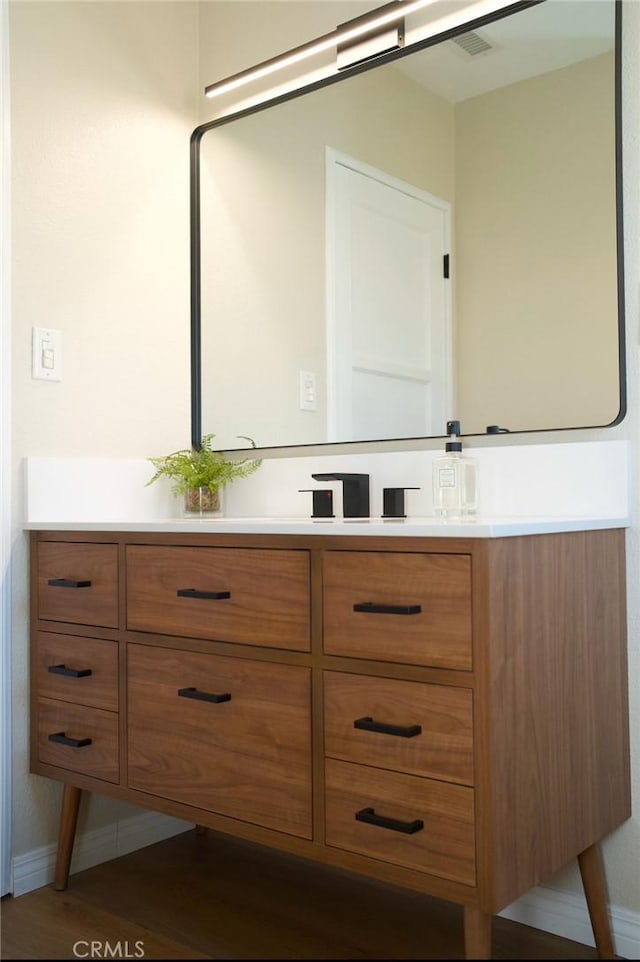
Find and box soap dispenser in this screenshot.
[432,420,478,520]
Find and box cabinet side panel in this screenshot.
[29,533,39,773]
[483,529,630,911]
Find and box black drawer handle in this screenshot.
[177,687,232,704]
[47,579,92,589]
[48,731,93,748]
[47,664,93,679]
[355,807,424,835]
[353,602,421,616]
[354,716,422,738]
[176,589,231,601]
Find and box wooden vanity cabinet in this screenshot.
[29,528,630,960]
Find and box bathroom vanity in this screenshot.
[29,520,630,960]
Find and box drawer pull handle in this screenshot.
[177,687,232,704]
[354,716,422,738]
[353,602,421,616]
[176,589,232,601]
[48,731,93,748]
[47,579,92,589]
[47,664,93,679]
[355,807,424,835]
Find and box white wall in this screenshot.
[1,0,14,899]
[9,0,198,854]
[197,0,377,113]
[7,0,639,948]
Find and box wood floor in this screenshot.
[1,828,603,960]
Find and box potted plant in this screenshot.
[147,433,261,516]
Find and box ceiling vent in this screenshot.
[450,30,495,58]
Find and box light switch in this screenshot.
[299,370,317,412]
[32,327,63,381]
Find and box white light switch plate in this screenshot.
[32,327,63,381]
[299,369,317,411]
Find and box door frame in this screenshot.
[325,146,452,441]
[1,0,13,897]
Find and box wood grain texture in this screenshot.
[2,830,605,960]
[37,698,119,783]
[53,785,82,891]
[474,530,630,912]
[463,904,492,960]
[322,550,472,669]
[324,670,474,785]
[28,528,631,961]
[325,758,476,886]
[125,545,310,650]
[37,541,118,629]
[29,763,480,908]
[35,632,118,712]
[127,643,312,838]
[578,843,616,960]
[2,884,207,959]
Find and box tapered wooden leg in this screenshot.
[578,843,615,959]
[463,905,492,960]
[53,785,82,891]
[194,824,208,836]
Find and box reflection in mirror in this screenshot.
[196,0,623,452]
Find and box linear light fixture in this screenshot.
[336,3,405,71]
[204,0,440,100]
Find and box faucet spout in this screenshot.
[311,473,370,518]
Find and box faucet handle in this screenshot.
[299,488,335,519]
[382,487,420,519]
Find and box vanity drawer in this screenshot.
[127,644,312,838]
[324,672,474,786]
[35,632,118,711]
[126,545,310,650]
[37,542,118,629]
[37,697,119,783]
[323,551,472,670]
[325,758,476,886]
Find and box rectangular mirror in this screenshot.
[192,0,625,451]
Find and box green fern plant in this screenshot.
[146,434,261,496]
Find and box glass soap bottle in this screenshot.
[432,420,478,520]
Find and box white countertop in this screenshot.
[24,445,630,535]
[24,516,630,537]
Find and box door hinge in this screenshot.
[443,254,450,279]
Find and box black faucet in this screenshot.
[311,473,370,518]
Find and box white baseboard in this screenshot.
[11,810,190,897]
[11,813,640,959]
[499,884,639,960]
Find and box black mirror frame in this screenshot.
[189,0,626,452]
